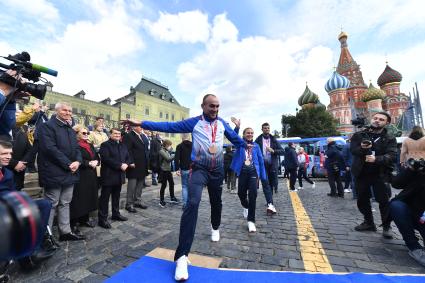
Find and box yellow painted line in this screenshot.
[288,182,333,272]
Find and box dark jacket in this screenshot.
[223,149,234,170]
[7,127,32,189]
[342,142,352,167]
[175,140,192,171]
[255,134,284,170]
[0,96,15,140]
[99,139,132,186]
[70,144,99,219]
[324,143,345,172]
[37,117,82,188]
[390,168,425,220]
[122,131,149,179]
[0,167,15,193]
[149,136,162,171]
[350,128,397,181]
[283,146,298,170]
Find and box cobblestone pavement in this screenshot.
[8,177,425,282]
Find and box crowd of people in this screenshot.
[1,79,425,280]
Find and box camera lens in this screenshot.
[22,83,46,100]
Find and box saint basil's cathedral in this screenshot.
[297,31,423,135]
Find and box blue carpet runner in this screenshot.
[106,256,425,283]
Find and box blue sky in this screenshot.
[1,0,424,132]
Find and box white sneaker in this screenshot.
[267,203,277,214]
[243,208,248,219]
[175,255,189,281]
[211,227,220,242]
[298,186,303,190]
[312,182,316,188]
[290,188,298,192]
[344,188,352,193]
[247,221,256,232]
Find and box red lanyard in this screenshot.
[245,146,253,161]
[202,115,218,143]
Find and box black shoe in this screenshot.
[125,206,137,213]
[327,193,337,197]
[170,197,179,204]
[159,200,166,207]
[382,227,393,239]
[338,194,344,198]
[71,226,82,236]
[79,220,96,228]
[354,221,377,232]
[111,214,128,221]
[42,234,59,252]
[134,203,148,209]
[98,220,111,229]
[59,232,86,241]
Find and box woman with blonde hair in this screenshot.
[400,126,425,167]
[70,124,100,234]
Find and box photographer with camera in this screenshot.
[389,158,425,267]
[350,112,397,238]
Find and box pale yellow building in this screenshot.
[40,76,190,145]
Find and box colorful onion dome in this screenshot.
[325,71,350,93]
[314,101,326,111]
[377,64,402,87]
[298,85,319,106]
[362,83,385,102]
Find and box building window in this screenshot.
[145,107,149,115]
[165,133,169,137]
[73,108,79,114]
[171,133,175,137]
[159,112,163,118]
[81,109,86,115]
[106,114,111,120]
[126,113,130,119]
[171,114,175,121]
[49,104,55,110]
[165,113,169,120]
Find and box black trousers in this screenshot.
[98,185,122,221]
[237,165,258,222]
[287,168,297,190]
[297,166,313,187]
[160,171,175,201]
[355,175,391,227]
[327,170,343,196]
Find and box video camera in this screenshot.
[0,191,43,261]
[0,52,58,100]
[407,158,425,173]
[351,115,368,128]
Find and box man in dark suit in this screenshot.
[37,102,84,241]
[123,125,149,212]
[8,126,32,190]
[98,128,133,228]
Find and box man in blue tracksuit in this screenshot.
[126,94,245,281]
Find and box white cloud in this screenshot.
[144,10,210,43]
[1,0,59,21]
[266,0,425,44]
[177,15,334,132]
[29,1,145,102]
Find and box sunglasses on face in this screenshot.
[81,132,88,135]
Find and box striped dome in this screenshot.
[325,71,350,93]
[362,83,385,102]
[298,85,319,106]
[377,64,402,87]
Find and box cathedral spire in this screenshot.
[336,31,366,88]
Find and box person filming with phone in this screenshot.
[350,112,397,239]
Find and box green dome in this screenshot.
[362,83,385,102]
[314,101,326,111]
[298,85,319,106]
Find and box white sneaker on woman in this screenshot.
[211,227,220,242]
[248,221,257,232]
[267,203,277,214]
[175,255,189,281]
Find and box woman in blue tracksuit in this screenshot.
[231,127,268,233]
